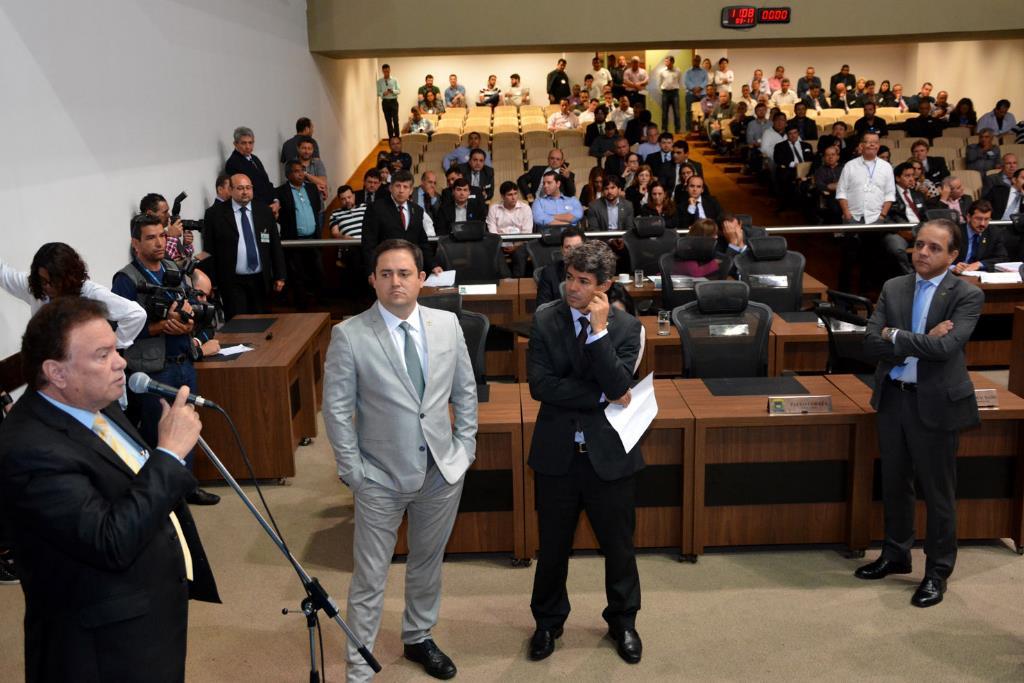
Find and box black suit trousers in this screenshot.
[877,383,959,580]
[221,272,267,320]
[531,453,640,633]
[381,99,399,138]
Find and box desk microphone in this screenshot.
[128,372,220,410]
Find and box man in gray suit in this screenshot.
[857,218,983,608]
[323,239,478,681]
[584,174,635,231]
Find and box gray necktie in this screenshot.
[400,321,425,399]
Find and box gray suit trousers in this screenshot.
[345,465,464,682]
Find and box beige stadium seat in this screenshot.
[491,131,522,145]
[940,126,971,139]
[1000,133,1017,145]
[401,132,428,145]
[523,124,551,137]
[875,107,900,121]
[951,169,983,199]
[796,161,813,181]
[462,131,490,146]
[820,108,846,119]
[542,104,561,118]
[553,128,585,144]
[427,133,460,149]
[895,112,918,123]
[1003,144,1024,159]
[884,129,906,141]
[492,125,520,136]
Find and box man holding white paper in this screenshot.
[525,240,645,665]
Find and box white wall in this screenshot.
[0,1,339,356]
[914,39,1024,115]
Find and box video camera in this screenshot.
[137,276,219,329]
[170,191,205,233]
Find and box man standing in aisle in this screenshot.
[323,239,477,681]
[377,63,401,139]
[526,240,644,664]
[858,218,983,608]
[658,56,682,134]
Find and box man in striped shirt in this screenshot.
[329,186,367,239]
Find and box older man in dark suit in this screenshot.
[224,126,278,209]
[858,218,984,608]
[0,297,219,682]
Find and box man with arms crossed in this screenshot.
[0,297,218,681]
[323,239,477,681]
[857,219,983,607]
[526,240,644,664]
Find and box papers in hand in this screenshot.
[424,270,456,287]
[213,344,253,357]
[980,271,1022,284]
[604,373,659,453]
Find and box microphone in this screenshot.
[128,372,220,410]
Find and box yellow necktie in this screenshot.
[93,415,193,581]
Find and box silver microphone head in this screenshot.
[127,372,151,395]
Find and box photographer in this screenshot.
[190,269,222,359]
[112,214,219,505]
[141,192,195,264]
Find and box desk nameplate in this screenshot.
[768,394,833,415]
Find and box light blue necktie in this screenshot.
[400,321,425,399]
[890,279,932,380]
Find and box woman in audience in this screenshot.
[908,160,941,198]
[672,218,722,277]
[853,78,867,100]
[620,152,641,191]
[640,181,678,229]
[713,57,734,93]
[676,162,712,199]
[951,98,978,129]
[0,243,146,349]
[877,80,894,106]
[625,165,654,213]
[420,89,445,115]
[751,69,770,98]
[878,145,891,163]
[702,58,715,89]
[965,128,1001,173]
[578,166,605,207]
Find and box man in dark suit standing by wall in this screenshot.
[858,218,983,608]
[0,297,219,681]
[203,173,286,319]
[361,169,443,276]
[224,126,279,210]
[275,160,324,309]
[526,240,644,664]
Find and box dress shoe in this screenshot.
[854,557,911,580]
[185,488,221,506]
[403,639,457,680]
[911,577,946,608]
[528,626,562,661]
[608,629,642,664]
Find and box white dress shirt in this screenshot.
[377,301,428,378]
[835,157,896,223]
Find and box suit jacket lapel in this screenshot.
[368,306,420,402]
[27,392,135,478]
[924,273,957,332]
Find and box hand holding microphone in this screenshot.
[129,372,218,460]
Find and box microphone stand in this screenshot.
[195,435,381,678]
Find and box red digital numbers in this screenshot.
[722,6,791,28]
[758,7,792,23]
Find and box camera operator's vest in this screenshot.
[117,259,186,373]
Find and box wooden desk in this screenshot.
[521,381,695,558]
[674,375,872,556]
[1008,305,1024,396]
[394,383,527,561]
[956,276,1024,367]
[768,312,828,376]
[194,313,330,481]
[827,373,1024,553]
[637,317,682,378]
[802,273,827,307]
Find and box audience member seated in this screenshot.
[706,90,737,151]
[420,90,445,115]
[736,83,756,112]
[877,80,895,106]
[881,163,929,275]
[672,163,705,206]
[673,219,723,277]
[625,166,654,214]
[639,181,678,230]
[952,199,1008,273]
[435,178,488,236]
[578,167,604,207]
[519,147,577,200]
[504,73,530,106]
[818,121,854,163]
[927,176,972,224]
[609,97,634,134]
[909,139,950,185]
[801,84,828,113]
[965,129,1001,173]
[624,101,651,145]
[532,172,584,229]
[604,136,632,177]
[770,79,799,107]
[417,74,440,106]
[906,82,935,112]
[890,83,912,112]
[619,153,641,191]
[830,83,858,112]
[904,100,946,141]
[773,124,813,207]
[457,149,495,201]
[678,176,722,229]
[854,101,889,139]
[728,102,754,147]
[412,171,442,218]
[759,111,788,174]
[589,121,620,164]
[788,102,818,141]
[442,131,492,170]
[932,90,951,120]
[402,107,434,135]
[477,74,501,107]
[767,65,785,93]
[444,74,466,107]
[584,105,610,147]
[577,99,599,127]
[830,64,856,95]
[744,103,772,168]
[486,181,534,276]
[355,168,384,207]
[636,126,662,160]
[908,158,940,199]
[376,135,412,173]
[986,168,1024,221]
[225,126,278,209]
[982,153,1018,195]
[547,99,580,131]
[660,140,704,192]
[644,133,674,181]
[585,175,635,231]
[977,99,1016,135]
[950,97,978,129]
[536,227,584,306]
[812,145,845,224]
[329,185,367,239]
[796,66,821,98]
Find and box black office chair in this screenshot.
[459,309,489,384]
[1004,213,1024,261]
[813,301,874,374]
[622,216,677,276]
[418,292,463,316]
[525,230,564,272]
[671,281,773,378]
[826,289,874,318]
[924,208,958,223]
[435,221,511,283]
[733,236,806,313]
[659,236,720,310]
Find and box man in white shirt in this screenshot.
[588,56,612,95]
[609,97,634,133]
[977,99,1017,136]
[577,100,599,128]
[836,132,895,224]
[759,111,788,172]
[504,73,530,106]
[770,79,799,107]
[487,182,535,276]
[658,56,682,133]
[547,99,580,131]
[623,56,649,106]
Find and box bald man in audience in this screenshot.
[519,147,577,200]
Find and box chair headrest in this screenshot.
[539,229,563,246]
[675,236,717,264]
[633,216,665,238]
[450,221,486,242]
[695,281,749,314]
[748,236,788,261]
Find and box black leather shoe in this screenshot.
[854,557,911,580]
[185,488,221,506]
[608,629,642,664]
[528,626,563,661]
[403,639,457,680]
[911,577,946,608]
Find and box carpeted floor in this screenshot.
[2,412,1023,681]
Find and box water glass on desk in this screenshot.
[634,269,645,288]
[657,310,671,336]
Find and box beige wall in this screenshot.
[914,39,1024,115]
[308,0,1024,56]
[321,57,380,184]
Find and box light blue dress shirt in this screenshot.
[890,270,946,384]
[290,185,317,237]
[532,193,584,227]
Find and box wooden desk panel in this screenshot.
[1008,305,1024,397]
[194,313,328,481]
[802,273,827,306]
[675,375,871,555]
[420,279,521,325]
[638,317,682,378]
[956,276,1024,367]
[768,313,828,376]
[521,381,694,558]
[827,373,1024,552]
[394,383,526,560]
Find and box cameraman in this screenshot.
[112,214,219,505]
[191,269,222,358]
[141,192,195,264]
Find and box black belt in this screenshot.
[886,377,917,392]
[574,442,588,454]
[166,354,190,365]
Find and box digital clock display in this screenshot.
[721,5,792,28]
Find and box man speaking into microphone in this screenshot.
[0,297,219,682]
